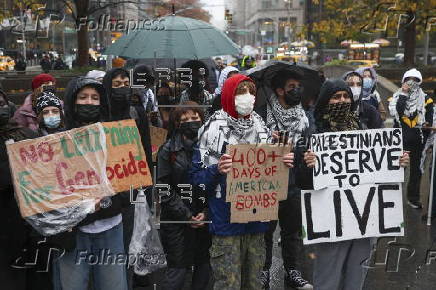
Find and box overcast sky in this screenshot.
[201,0,226,30]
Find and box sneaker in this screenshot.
[260,270,270,289]
[285,269,313,289]
[408,200,423,209]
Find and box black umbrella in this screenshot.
[243,60,322,109]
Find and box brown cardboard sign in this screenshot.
[226,144,291,223]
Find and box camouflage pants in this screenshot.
[210,233,265,290]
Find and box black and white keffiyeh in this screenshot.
[198,109,269,167]
[389,86,426,126]
[266,94,309,143]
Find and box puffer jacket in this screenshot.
[157,132,210,267]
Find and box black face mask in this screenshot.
[111,87,131,103]
[0,106,10,126]
[284,87,303,106]
[75,104,100,123]
[179,121,202,140]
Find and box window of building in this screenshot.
[262,0,272,9]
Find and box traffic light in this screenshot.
[225,9,233,24]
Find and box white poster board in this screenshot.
[311,128,404,190]
[301,183,404,245]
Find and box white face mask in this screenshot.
[350,87,361,101]
[235,93,255,117]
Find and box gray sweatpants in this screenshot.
[313,238,371,290]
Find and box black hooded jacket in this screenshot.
[64,77,109,129]
[342,71,383,130]
[49,77,132,250]
[297,79,368,189]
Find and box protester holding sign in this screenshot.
[51,76,128,290]
[300,79,409,290]
[388,68,434,209]
[0,89,38,290]
[157,101,211,290]
[190,74,294,290]
[255,69,313,289]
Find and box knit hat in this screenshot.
[32,73,56,90]
[35,91,62,115]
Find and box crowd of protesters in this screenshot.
[1,57,434,290]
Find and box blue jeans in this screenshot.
[53,222,128,290]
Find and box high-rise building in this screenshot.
[225,0,306,52]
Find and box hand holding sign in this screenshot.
[218,154,232,174]
[400,151,410,167]
[283,152,294,168]
[304,150,317,168]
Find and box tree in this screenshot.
[309,0,436,65]
[61,0,136,67]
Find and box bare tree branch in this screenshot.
[87,0,138,15]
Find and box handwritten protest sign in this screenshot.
[7,120,152,218]
[302,128,405,244]
[226,144,291,223]
[150,126,168,162]
[301,183,404,244]
[104,119,152,192]
[310,128,404,190]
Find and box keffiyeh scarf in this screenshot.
[322,102,359,132]
[389,87,426,127]
[266,94,309,144]
[198,110,269,167]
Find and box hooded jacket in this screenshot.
[63,77,108,129]
[342,71,384,129]
[49,77,131,250]
[190,74,269,236]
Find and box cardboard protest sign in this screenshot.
[7,120,153,218]
[226,144,291,223]
[310,128,404,190]
[104,119,153,192]
[150,126,168,162]
[301,183,404,245]
[7,123,112,218]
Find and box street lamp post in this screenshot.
[20,9,27,60]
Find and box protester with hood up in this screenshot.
[300,79,410,290]
[51,76,129,290]
[158,101,211,290]
[355,67,387,120]
[211,65,239,113]
[35,91,65,136]
[255,69,313,290]
[342,71,384,129]
[388,68,434,209]
[0,89,38,290]
[13,73,56,131]
[179,60,214,120]
[190,74,295,290]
